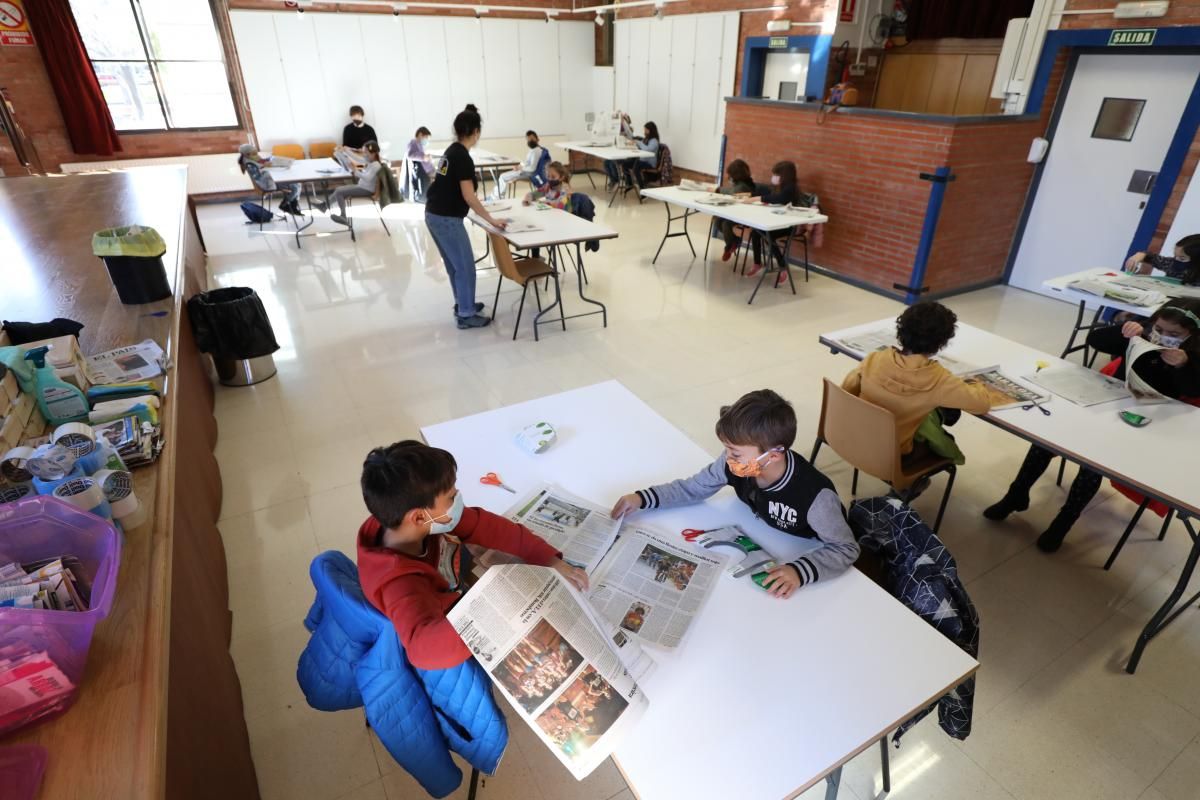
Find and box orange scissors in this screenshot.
[682,528,722,542]
[480,472,516,494]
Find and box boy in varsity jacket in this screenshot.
[612,390,859,598]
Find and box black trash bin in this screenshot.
[186,287,280,387]
[92,226,172,304]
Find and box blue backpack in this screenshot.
[240,201,274,224]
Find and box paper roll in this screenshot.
[1,446,35,484]
[52,422,97,458]
[92,469,140,519]
[51,477,112,519]
[26,444,77,480]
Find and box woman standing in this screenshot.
[425,106,507,329]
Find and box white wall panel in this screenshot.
[626,19,651,125]
[481,19,525,138]
[273,14,330,144]
[361,21,416,151]
[666,16,696,168]
[646,19,672,122]
[613,23,630,113]
[404,17,455,141]
[518,20,560,136]
[312,15,374,146]
[560,25,599,138]
[230,12,295,149]
[445,18,488,135]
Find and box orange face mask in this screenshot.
[726,447,781,478]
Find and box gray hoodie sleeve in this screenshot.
[637,454,728,510]
[788,488,860,586]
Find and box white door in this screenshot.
[1009,54,1200,294]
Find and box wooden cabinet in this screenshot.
[874,39,1004,115]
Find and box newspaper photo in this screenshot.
[834,327,898,355]
[506,485,622,574]
[962,368,1048,410]
[1126,337,1172,404]
[588,525,725,650]
[85,339,164,384]
[1023,364,1129,407]
[448,565,649,780]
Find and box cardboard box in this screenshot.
[23,406,45,439]
[11,392,34,430]
[0,413,21,451]
[0,370,17,407]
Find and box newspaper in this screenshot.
[505,485,622,574]
[448,565,649,780]
[679,179,718,192]
[1022,364,1129,407]
[832,328,981,375]
[1126,337,1172,404]
[1113,273,1200,300]
[1067,277,1165,307]
[588,525,725,650]
[961,368,1048,410]
[85,339,164,384]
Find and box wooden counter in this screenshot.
[0,167,259,799]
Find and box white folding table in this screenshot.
[552,140,649,206]
[262,157,353,247]
[427,146,520,197]
[821,319,1200,673]
[468,204,617,339]
[1042,268,1166,364]
[422,381,978,800]
[640,186,829,304]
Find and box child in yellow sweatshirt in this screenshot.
[841,302,996,458]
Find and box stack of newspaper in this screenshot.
[91,416,161,468]
[450,484,727,779]
[0,556,90,611]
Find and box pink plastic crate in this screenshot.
[0,744,48,800]
[0,496,120,738]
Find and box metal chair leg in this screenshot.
[880,735,891,793]
[514,282,529,341]
[468,767,480,800]
[1158,510,1175,541]
[824,766,842,800]
[851,468,859,496]
[1056,457,1066,487]
[1104,498,1151,571]
[810,438,823,464]
[491,274,504,319]
[932,466,956,534]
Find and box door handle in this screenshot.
[1127,170,1157,195]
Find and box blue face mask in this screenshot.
[425,491,464,535]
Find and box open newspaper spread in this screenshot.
[1126,336,1172,404]
[504,485,622,574]
[588,525,725,650]
[448,565,650,780]
[961,368,1048,410]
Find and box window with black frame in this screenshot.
[68,0,238,131]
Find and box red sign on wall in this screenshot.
[0,1,34,46]
[839,0,858,23]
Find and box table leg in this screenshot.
[475,230,493,265]
[572,242,606,327]
[1060,301,1105,363]
[292,181,316,249]
[1127,516,1200,674]
[652,205,696,264]
[532,245,565,338]
[824,766,843,800]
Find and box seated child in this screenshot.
[1124,233,1200,285]
[357,440,588,670]
[611,389,858,599]
[522,161,572,209]
[841,301,995,460]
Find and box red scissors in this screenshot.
[681,528,721,542]
[480,472,516,494]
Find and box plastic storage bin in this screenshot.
[0,496,120,737]
[0,744,48,800]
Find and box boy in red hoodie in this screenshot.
[356,440,589,670]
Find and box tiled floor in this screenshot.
[199,183,1200,800]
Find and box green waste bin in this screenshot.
[92,225,171,305]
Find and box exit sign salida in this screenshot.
[1109,28,1157,46]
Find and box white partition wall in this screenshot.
[230,10,595,154]
[613,12,739,174]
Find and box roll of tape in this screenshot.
[52,422,97,458]
[93,469,140,519]
[0,483,34,504]
[27,444,77,480]
[1,447,35,484]
[116,499,147,530]
[51,477,112,519]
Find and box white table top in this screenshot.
[265,157,351,184]
[427,146,520,169]
[641,185,830,232]
[821,320,1200,517]
[1042,267,1162,315]
[553,140,647,162]
[468,201,618,249]
[422,381,978,800]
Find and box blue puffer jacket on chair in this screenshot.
[296,551,508,798]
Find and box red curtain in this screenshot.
[27,0,122,156]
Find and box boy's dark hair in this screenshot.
[726,158,752,186]
[896,301,957,355]
[715,390,796,451]
[361,440,457,529]
[526,129,538,139]
[349,105,365,116]
[415,126,431,137]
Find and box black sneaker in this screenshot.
[456,314,492,329]
[330,214,350,227]
[313,201,329,213]
[452,302,485,317]
[983,493,1030,521]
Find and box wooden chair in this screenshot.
[488,233,560,341]
[810,379,957,533]
[309,141,337,159]
[272,143,305,160]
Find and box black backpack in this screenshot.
[240,202,274,224]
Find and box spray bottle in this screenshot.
[23,346,89,425]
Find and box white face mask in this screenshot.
[770,175,781,186]
[1149,328,1189,349]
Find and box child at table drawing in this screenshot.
[611,390,859,599]
[985,299,1200,553]
[718,159,755,262]
[841,302,998,467]
[1124,233,1200,285]
[748,160,802,278]
[357,440,588,670]
[238,144,301,216]
[522,162,572,209]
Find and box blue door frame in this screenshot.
[1002,28,1200,285]
[741,35,833,101]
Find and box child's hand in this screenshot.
[1124,251,1146,272]
[1122,321,1144,339]
[552,559,589,592]
[1161,348,1189,367]
[762,564,801,599]
[610,493,642,518]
